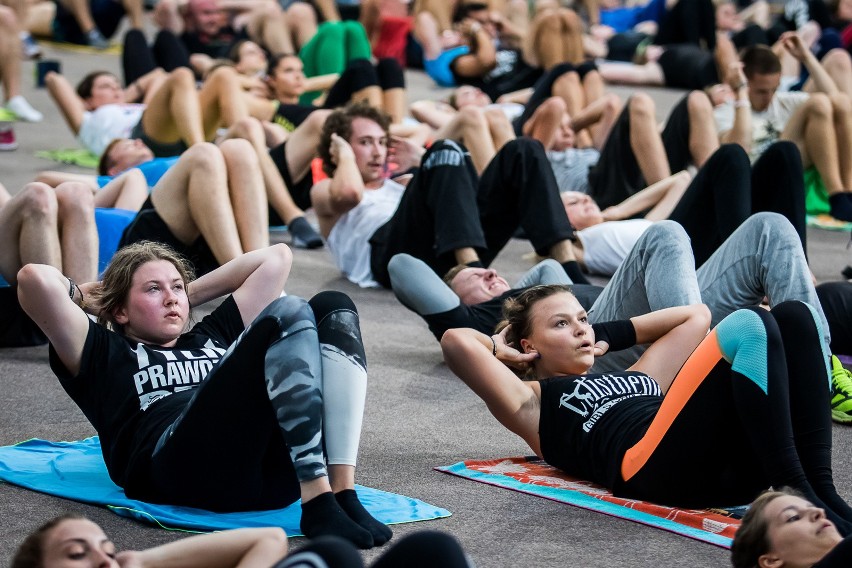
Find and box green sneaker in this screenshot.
[830,355,852,424]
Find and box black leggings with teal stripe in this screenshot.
[618,302,851,532]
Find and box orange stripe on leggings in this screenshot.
[621,329,725,482]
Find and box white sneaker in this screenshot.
[6,96,43,123]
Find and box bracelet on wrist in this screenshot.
[734,99,750,109]
[490,336,497,356]
[67,276,76,299]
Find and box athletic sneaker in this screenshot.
[831,355,852,424]
[20,33,42,59]
[0,124,18,151]
[86,28,110,49]
[289,216,324,249]
[6,96,43,122]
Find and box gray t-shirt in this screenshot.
[547,148,601,194]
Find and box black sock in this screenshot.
[829,194,852,222]
[335,489,393,546]
[465,259,483,269]
[289,216,324,249]
[300,491,374,549]
[561,260,590,285]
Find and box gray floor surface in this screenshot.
[2,35,852,567]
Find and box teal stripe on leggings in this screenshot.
[715,309,769,394]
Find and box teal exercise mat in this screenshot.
[0,437,451,535]
[437,456,745,549]
[36,148,99,169]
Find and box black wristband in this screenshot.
[592,320,637,352]
[67,277,75,299]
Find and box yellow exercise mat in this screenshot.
[37,39,121,55]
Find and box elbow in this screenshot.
[440,327,469,359]
[16,263,52,304]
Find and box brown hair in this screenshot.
[318,101,391,176]
[11,514,88,568]
[730,488,804,568]
[93,241,196,333]
[497,284,574,379]
[98,138,124,175]
[740,45,782,80]
[76,71,115,100]
[266,52,299,77]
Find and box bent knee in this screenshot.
[20,183,59,217]
[639,219,689,246]
[628,92,656,118]
[55,182,96,211]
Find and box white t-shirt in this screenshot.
[327,179,406,288]
[713,92,809,162]
[576,219,653,276]
[484,102,524,122]
[78,104,146,156]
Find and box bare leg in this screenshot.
[350,84,383,109]
[597,61,665,86]
[782,94,846,194]
[558,8,584,66]
[0,7,22,101]
[551,71,593,147]
[119,0,144,29]
[805,50,852,100]
[433,106,496,174]
[55,0,95,33]
[223,117,307,225]
[198,66,261,138]
[218,138,269,252]
[413,10,443,60]
[581,93,622,150]
[485,107,516,151]
[140,67,206,146]
[283,109,331,183]
[522,96,566,149]
[149,143,245,264]
[0,183,61,284]
[54,182,98,283]
[629,93,671,184]
[685,90,719,168]
[830,93,852,189]
[382,87,406,125]
[454,247,479,265]
[246,3,294,55]
[286,1,317,51]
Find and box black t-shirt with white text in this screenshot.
[48,297,244,491]
[538,370,663,490]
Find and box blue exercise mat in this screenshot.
[0,437,451,535]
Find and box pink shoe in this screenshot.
[0,123,18,151]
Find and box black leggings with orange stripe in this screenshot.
[618,302,852,534]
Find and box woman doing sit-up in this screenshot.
[441,285,852,535]
[732,488,852,568]
[16,241,391,549]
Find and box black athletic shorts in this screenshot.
[119,197,219,276]
[269,141,314,217]
[0,287,47,347]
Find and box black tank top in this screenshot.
[538,372,663,489]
